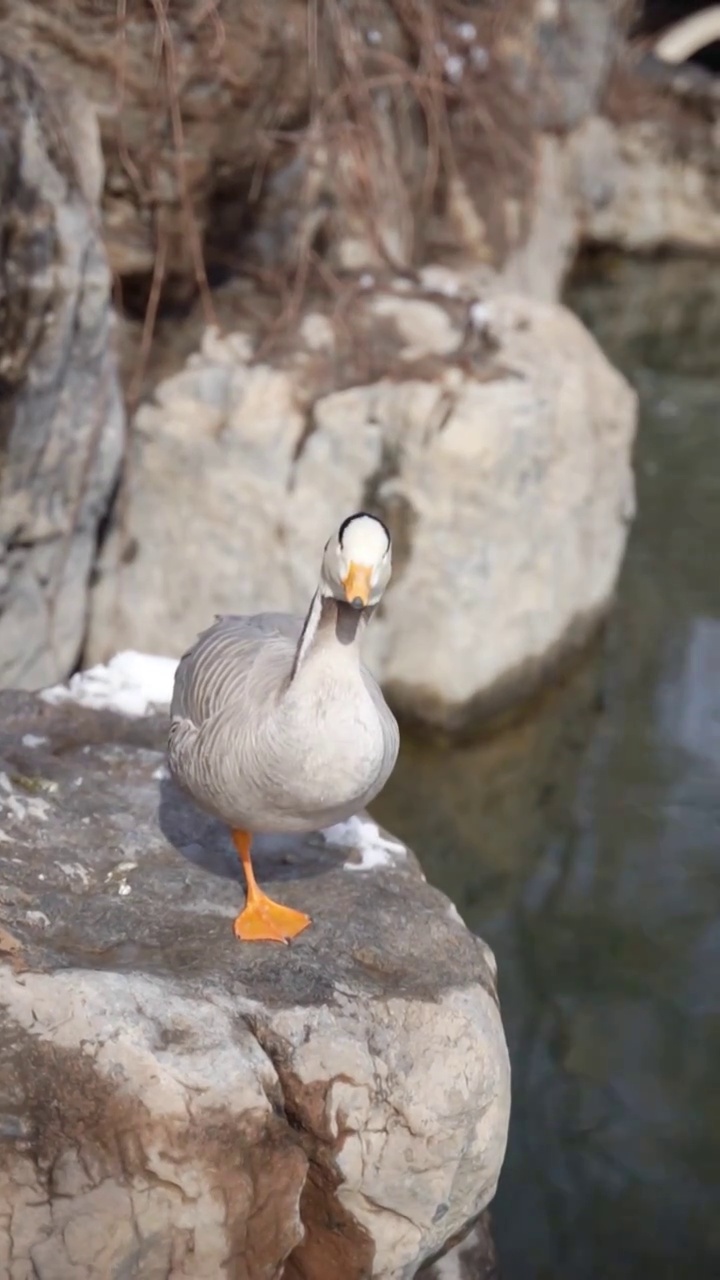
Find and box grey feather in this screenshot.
[168,599,399,836]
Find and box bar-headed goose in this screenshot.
[168,512,399,943]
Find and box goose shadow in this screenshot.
[157,775,343,888]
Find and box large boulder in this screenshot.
[0,53,124,689]
[573,56,720,255]
[87,274,637,732]
[0,674,509,1279]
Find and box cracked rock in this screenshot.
[0,692,509,1279]
[0,53,124,691]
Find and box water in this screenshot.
[374,256,720,1280]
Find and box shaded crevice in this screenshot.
[361,441,418,602]
[247,1018,376,1280]
[288,404,319,485]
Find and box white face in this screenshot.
[321,513,392,609]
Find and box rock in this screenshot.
[87,273,637,733]
[503,33,720,293]
[573,109,720,255]
[534,0,629,132]
[500,134,580,301]
[0,686,510,1279]
[573,55,720,254]
[0,53,124,689]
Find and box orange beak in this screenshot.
[342,562,372,610]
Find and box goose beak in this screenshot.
[342,562,372,610]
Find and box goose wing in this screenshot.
[171,611,302,727]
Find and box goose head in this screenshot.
[320,512,392,610]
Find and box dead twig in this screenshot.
[114,0,147,199]
[148,0,217,330]
[126,213,169,413]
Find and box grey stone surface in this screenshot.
[0,53,124,690]
[535,0,629,132]
[572,106,720,254]
[0,691,509,1278]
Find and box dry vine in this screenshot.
[108,0,541,382]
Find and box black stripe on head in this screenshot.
[338,511,391,548]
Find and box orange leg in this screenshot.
[231,829,311,944]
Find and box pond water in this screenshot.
[374,256,720,1280]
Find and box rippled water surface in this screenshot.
[374,257,720,1280]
